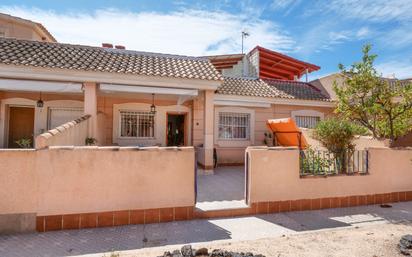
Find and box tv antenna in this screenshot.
[241,31,250,54]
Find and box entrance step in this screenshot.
[195,200,248,211]
[194,204,254,219]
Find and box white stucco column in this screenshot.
[83,82,98,141]
[203,90,214,172]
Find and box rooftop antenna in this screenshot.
[241,31,250,54]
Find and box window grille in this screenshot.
[120,111,154,138]
[218,112,250,140]
[295,115,321,128]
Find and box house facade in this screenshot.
[0,20,335,170]
[0,13,56,42]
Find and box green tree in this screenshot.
[334,44,412,142]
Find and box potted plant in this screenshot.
[85,137,97,146]
[263,132,273,146]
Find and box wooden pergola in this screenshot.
[254,46,320,80]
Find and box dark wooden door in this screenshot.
[8,107,34,148]
[166,114,185,146]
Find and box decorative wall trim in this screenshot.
[36,206,194,232]
[36,191,412,232]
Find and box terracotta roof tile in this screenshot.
[263,78,331,101]
[216,77,285,98]
[217,77,332,101]
[0,38,222,81]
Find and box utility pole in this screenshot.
[241,31,250,54]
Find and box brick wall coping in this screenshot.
[36,114,91,141]
[46,146,195,151]
[246,146,298,151]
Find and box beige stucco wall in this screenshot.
[310,73,344,101]
[247,147,412,203]
[0,147,195,216]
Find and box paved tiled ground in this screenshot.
[1,202,412,257]
[196,166,247,211]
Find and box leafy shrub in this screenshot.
[300,147,332,175]
[312,118,366,173]
[312,118,366,153]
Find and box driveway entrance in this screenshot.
[196,166,247,211]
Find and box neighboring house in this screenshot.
[0,13,56,42]
[311,72,412,101]
[0,17,335,169]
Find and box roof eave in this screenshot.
[0,64,222,90]
[215,93,335,107]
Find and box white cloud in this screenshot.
[356,27,370,38]
[378,24,412,49]
[0,6,297,56]
[270,0,302,15]
[376,61,412,79]
[321,0,412,22]
[298,26,370,56]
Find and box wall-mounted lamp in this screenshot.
[150,93,156,114]
[36,92,44,108]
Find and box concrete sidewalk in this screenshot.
[1,202,412,257]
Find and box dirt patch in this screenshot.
[125,222,412,257]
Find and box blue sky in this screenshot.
[1,0,411,80]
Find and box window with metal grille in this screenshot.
[218,112,250,140]
[295,115,321,128]
[119,111,155,138]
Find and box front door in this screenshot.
[166,114,185,146]
[8,106,35,148]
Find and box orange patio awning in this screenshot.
[266,118,308,149]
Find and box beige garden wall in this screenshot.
[247,146,412,203]
[0,146,195,216]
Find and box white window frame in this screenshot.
[218,112,250,140]
[291,110,324,128]
[214,107,255,147]
[118,110,155,139]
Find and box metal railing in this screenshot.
[299,149,369,176]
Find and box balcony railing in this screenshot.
[300,149,369,176]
